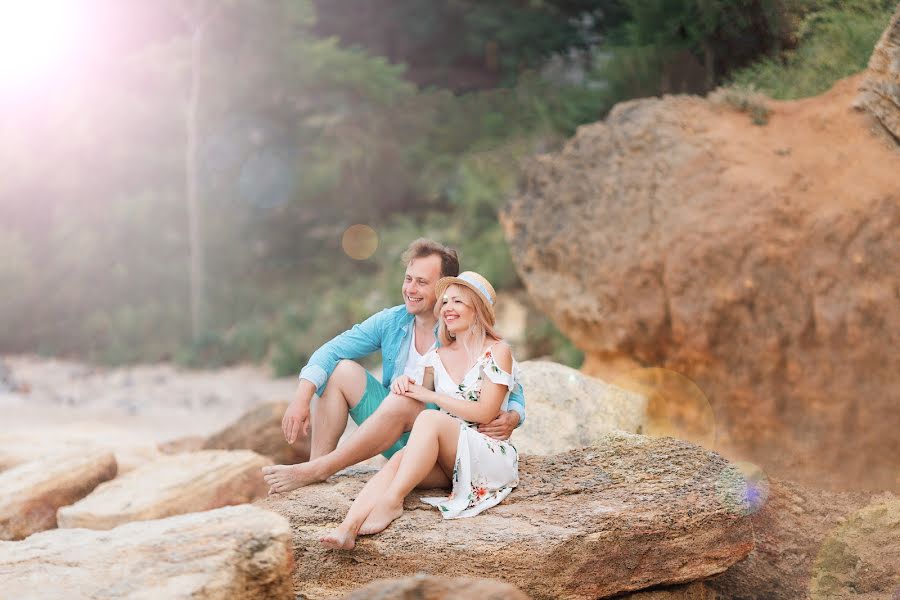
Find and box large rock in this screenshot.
[0,449,116,540]
[260,433,754,599]
[854,5,900,140]
[513,360,646,455]
[502,62,900,490]
[709,478,897,600]
[0,504,294,599]
[0,430,159,474]
[344,574,531,599]
[203,400,309,464]
[57,449,271,529]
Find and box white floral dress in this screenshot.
[413,346,519,519]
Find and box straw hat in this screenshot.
[434,271,497,326]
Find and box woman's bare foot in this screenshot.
[358,501,404,535]
[319,528,356,550]
[261,462,327,494]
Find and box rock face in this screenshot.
[709,477,898,600]
[57,450,271,529]
[203,401,309,464]
[0,449,117,540]
[855,5,900,140]
[513,360,646,455]
[260,433,754,599]
[623,582,718,599]
[809,499,900,600]
[502,66,900,490]
[344,574,531,600]
[0,504,294,599]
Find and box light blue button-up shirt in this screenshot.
[299,304,526,425]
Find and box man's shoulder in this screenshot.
[365,304,412,326]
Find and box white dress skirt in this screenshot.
[412,346,519,519]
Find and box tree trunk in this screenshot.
[185,24,206,342]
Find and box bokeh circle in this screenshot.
[611,367,716,448]
[342,224,379,260]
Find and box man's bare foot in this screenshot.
[319,528,356,550]
[358,501,404,535]
[261,462,327,494]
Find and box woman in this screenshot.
[320,271,519,550]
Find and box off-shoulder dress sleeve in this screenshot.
[482,350,516,389]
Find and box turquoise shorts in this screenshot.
[348,371,410,459]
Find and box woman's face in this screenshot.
[440,284,477,334]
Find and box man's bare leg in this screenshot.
[264,392,424,493]
[300,393,424,481]
[263,360,367,492]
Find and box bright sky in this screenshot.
[0,0,81,93]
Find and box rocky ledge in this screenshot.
[259,432,754,599]
[0,504,294,599]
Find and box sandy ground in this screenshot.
[0,355,299,446]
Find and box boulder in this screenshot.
[0,504,294,599]
[501,66,900,491]
[0,430,159,475]
[259,432,754,599]
[854,5,900,140]
[513,360,646,455]
[57,449,271,529]
[203,401,309,464]
[344,574,530,599]
[0,449,116,540]
[709,478,897,600]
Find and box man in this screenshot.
[262,238,526,493]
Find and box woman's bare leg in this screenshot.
[319,453,402,550]
[360,411,459,535]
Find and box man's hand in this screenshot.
[478,410,520,441]
[282,381,315,444]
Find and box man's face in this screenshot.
[402,254,442,316]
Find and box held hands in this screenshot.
[391,375,434,404]
[390,374,413,395]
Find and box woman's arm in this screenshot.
[404,344,514,424]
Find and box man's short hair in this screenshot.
[401,238,460,278]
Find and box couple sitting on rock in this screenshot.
[262,238,526,549]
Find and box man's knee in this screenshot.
[324,360,366,396]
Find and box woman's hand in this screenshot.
[402,383,436,404]
[391,374,414,395]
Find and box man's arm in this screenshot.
[506,382,526,427]
[283,379,317,444]
[283,309,390,444]
[298,308,389,396]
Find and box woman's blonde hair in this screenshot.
[437,284,502,362]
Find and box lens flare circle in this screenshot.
[715,461,770,516]
[611,367,716,448]
[342,225,378,260]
